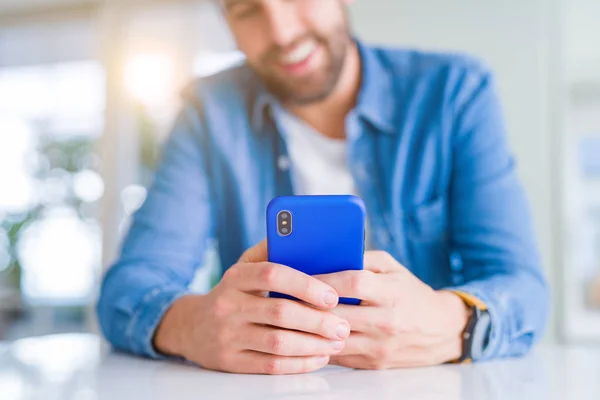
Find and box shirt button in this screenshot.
[450,253,463,271]
[277,155,290,171]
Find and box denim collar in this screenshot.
[250,40,399,135]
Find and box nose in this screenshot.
[263,1,304,47]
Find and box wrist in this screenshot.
[434,290,471,360]
[153,294,200,357]
[436,290,471,334]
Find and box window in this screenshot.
[0,61,105,337]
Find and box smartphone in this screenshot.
[266,195,366,305]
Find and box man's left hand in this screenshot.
[316,251,471,369]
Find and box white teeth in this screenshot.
[281,42,317,65]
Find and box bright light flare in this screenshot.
[124,53,175,109]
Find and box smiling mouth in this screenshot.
[278,41,318,66]
[271,41,321,77]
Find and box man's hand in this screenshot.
[153,240,351,375]
[316,251,471,370]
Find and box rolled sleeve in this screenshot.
[124,286,191,358]
[447,277,546,361]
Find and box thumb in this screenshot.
[238,239,268,263]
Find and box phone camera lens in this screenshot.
[277,211,292,236]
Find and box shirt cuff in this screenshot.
[124,286,190,359]
[442,283,501,361]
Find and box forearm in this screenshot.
[95,102,216,358]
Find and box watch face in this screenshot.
[471,311,492,360]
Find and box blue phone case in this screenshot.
[267,195,365,305]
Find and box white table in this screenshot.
[1,334,600,400]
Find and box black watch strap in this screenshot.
[457,305,492,363]
[457,305,480,363]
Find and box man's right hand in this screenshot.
[153,240,350,375]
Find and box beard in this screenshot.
[251,22,352,105]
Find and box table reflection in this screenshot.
[3,334,598,400]
[1,334,102,400]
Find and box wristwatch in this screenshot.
[455,293,492,363]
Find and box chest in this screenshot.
[275,108,354,196]
[212,116,453,288]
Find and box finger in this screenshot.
[238,239,268,263]
[332,307,453,347]
[363,251,407,273]
[390,340,461,367]
[230,262,340,309]
[335,332,372,356]
[332,338,462,369]
[247,297,350,340]
[232,352,330,375]
[329,305,385,334]
[242,325,345,357]
[314,270,382,304]
[329,355,372,369]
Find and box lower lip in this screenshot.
[277,46,320,76]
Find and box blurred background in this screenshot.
[0,0,598,347]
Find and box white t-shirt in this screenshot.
[272,104,372,249]
[272,104,356,196]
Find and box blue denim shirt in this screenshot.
[97,42,549,361]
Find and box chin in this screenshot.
[262,67,335,104]
[287,90,332,105]
[284,76,336,104]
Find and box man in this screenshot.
[97,0,549,374]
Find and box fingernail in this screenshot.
[331,341,345,351]
[335,324,350,339]
[322,291,338,306]
[316,356,330,366]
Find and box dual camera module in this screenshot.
[277,211,292,236]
